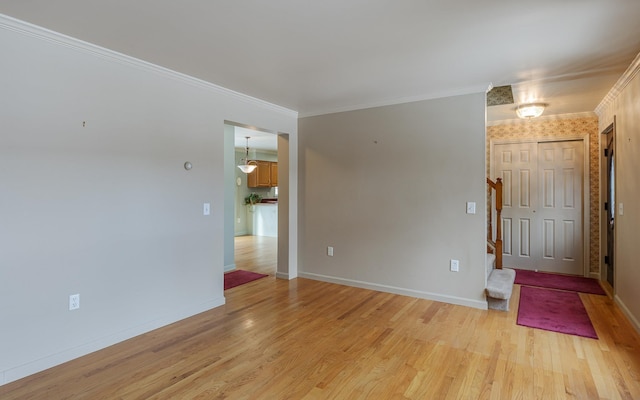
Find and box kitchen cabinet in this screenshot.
[247,160,270,187]
[247,161,278,188]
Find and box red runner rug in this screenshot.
[224,270,268,290]
[517,286,598,339]
[514,269,606,295]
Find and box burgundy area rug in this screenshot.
[515,269,606,295]
[224,270,268,290]
[517,286,598,339]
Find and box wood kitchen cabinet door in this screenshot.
[247,160,271,187]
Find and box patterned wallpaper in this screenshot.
[487,85,514,106]
[487,117,600,274]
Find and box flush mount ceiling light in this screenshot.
[237,136,257,174]
[515,103,547,119]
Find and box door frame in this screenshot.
[490,134,591,277]
[600,119,616,289]
[224,120,298,281]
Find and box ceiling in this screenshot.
[233,126,278,152]
[2,1,640,124]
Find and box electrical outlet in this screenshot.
[237,218,241,224]
[327,246,334,256]
[450,259,459,272]
[69,294,80,310]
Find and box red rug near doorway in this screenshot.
[514,269,606,295]
[517,286,598,339]
[224,270,268,290]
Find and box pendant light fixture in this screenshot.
[515,103,547,119]
[237,136,257,174]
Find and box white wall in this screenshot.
[277,134,291,279]
[596,54,640,333]
[0,16,297,384]
[297,93,488,308]
[224,125,236,271]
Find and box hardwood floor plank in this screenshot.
[2,235,640,399]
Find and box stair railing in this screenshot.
[486,177,503,269]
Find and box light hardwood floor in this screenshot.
[233,235,277,276]
[2,236,640,399]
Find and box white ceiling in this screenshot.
[2,1,640,123]
[233,126,278,152]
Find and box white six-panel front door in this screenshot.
[494,140,584,275]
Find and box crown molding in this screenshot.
[595,51,640,117]
[487,111,597,127]
[0,14,298,119]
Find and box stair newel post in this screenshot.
[495,178,503,269]
[487,184,493,248]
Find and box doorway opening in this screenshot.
[226,122,279,277]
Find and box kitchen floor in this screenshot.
[234,235,277,276]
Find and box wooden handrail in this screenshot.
[486,177,503,269]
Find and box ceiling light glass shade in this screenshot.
[516,103,547,119]
[237,164,257,173]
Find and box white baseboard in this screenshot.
[1,296,225,386]
[614,294,640,335]
[275,271,290,280]
[224,263,236,272]
[298,272,488,310]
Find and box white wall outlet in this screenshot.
[203,202,210,216]
[327,246,334,257]
[450,259,459,272]
[237,217,241,224]
[619,202,624,216]
[69,294,80,310]
[466,202,476,214]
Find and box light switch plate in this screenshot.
[466,202,476,214]
[203,203,210,216]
